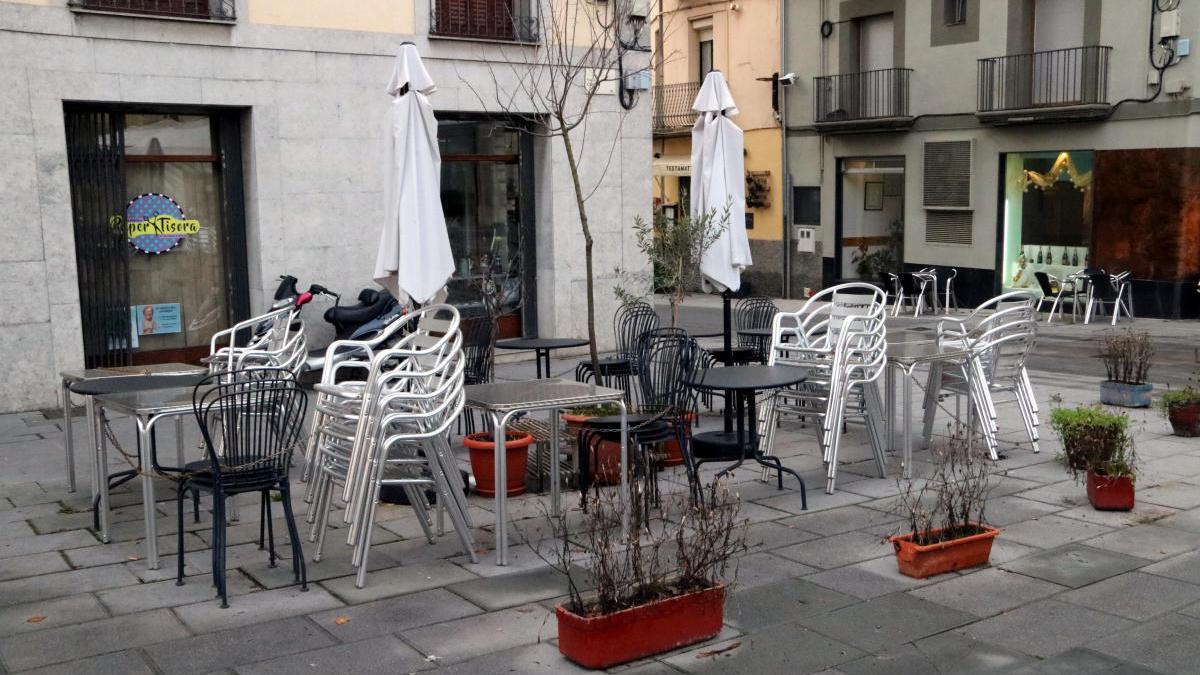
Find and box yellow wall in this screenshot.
[248,0,415,34]
[654,127,783,242]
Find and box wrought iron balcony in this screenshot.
[813,68,913,132]
[430,0,539,43]
[653,81,701,134]
[977,45,1112,123]
[68,0,235,21]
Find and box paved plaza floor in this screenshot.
[1,311,1199,673]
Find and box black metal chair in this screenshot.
[896,272,931,316]
[459,314,496,434]
[735,296,778,364]
[1034,271,1076,323]
[576,301,660,403]
[879,272,899,309]
[1083,270,1131,325]
[176,369,308,608]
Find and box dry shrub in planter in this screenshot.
[1050,406,1137,511]
[890,429,998,579]
[539,489,748,669]
[1159,365,1200,437]
[1098,330,1154,408]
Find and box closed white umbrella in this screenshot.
[690,71,751,366]
[373,43,455,305]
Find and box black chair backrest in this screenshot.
[193,369,307,482]
[1087,271,1119,301]
[460,314,496,385]
[636,332,699,415]
[615,302,660,360]
[898,273,923,295]
[878,273,898,295]
[1033,271,1056,297]
[735,296,778,332]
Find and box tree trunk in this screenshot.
[559,121,601,376]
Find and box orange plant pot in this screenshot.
[556,585,726,669]
[1086,469,1135,511]
[890,523,999,579]
[464,431,534,497]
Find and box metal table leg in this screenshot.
[902,373,913,479]
[62,378,76,493]
[89,397,111,543]
[493,411,511,565]
[174,416,185,467]
[139,416,160,569]
[884,366,895,452]
[549,407,561,515]
[618,401,629,537]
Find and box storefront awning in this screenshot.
[653,156,691,176]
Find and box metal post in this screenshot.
[62,378,76,493]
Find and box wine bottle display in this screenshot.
[1072,249,1079,266]
[1061,248,1068,265]
[1037,247,1044,264]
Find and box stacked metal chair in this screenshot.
[759,284,889,494]
[304,305,473,589]
[921,291,1040,459]
[207,305,308,377]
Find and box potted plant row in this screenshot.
[545,490,748,669]
[1051,406,1137,511]
[1098,329,1154,408]
[889,429,999,579]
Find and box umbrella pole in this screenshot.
[722,288,733,433]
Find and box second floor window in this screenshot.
[943,0,967,26]
[698,38,713,81]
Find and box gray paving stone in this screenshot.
[434,642,587,674]
[65,533,207,573]
[0,502,61,526]
[1154,506,1200,534]
[235,634,433,674]
[0,564,140,607]
[98,570,258,615]
[1018,481,1089,508]
[1004,460,1075,484]
[988,475,1049,497]
[982,495,1064,526]
[1082,524,1200,561]
[0,529,98,560]
[1142,549,1200,584]
[0,593,108,638]
[1002,544,1150,588]
[1142,454,1200,477]
[0,608,190,671]
[320,560,478,604]
[145,616,336,675]
[909,568,1067,617]
[725,578,857,631]
[778,505,902,537]
[27,503,152,534]
[1061,571,1200,620]
[663,624,863,673]
[400,604,557,664]
[805,555,942,600]
[959,599,1136,659]
[240,540,401,589]
[773,531,892,570]
[1000,515,1114,549]
[1055,502,1178,528]
[308,588,482,641]
[755,487,870,515]
[446,565,583,612]
[839,632,1034,674]
[17,649,156,675]
[741,520,822,551]
[0,551,69,583]
[1088,612,1200,673]
[797,593,976,652]
[1136,480,1200,509]
[1007,647,1159,675]
[727,551,816,589]
[173,584,344,633]
[985,537,1043,565]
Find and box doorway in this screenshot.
[64,107,249,368]
[837,157,905,282]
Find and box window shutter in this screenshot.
[923,140,972,209]
[925,210,973,245]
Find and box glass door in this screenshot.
[65,108,248,367]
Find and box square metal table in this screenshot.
[93,384,210,569]
[883,329,973,477]
[60,363,206,493]
[464,379,628,565]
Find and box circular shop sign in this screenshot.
[125,192,201,255]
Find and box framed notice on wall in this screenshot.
[864,182,884,211]
[130,303,182,348]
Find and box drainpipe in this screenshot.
[780,0,791,297]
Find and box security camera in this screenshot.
[777,72,797,86]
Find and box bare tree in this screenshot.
[463,0,646,372]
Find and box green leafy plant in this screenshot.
[1098,329,1153,385]
[567,403,623,417]
[615,207,726,326]
[1158,364,1200,417]
[1050,406,1137,481]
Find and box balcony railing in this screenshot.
[978,45,1111,115]
[814,68,912,129]
[430,0,539,43]
[653,81,701,134]
[68,0,235,21]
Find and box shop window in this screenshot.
[1001,150,1094,291]
[793,186,820,225]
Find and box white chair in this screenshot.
[758,284,889,493]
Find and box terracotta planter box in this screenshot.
[1086,469,1135,511]
[556,585,726,669]
[1100,381,1153,408]
[1167,403,1200,437]
[890,523,999,579]
[464,431,534,497]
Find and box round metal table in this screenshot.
[686,365,809,507]
[495,337,590,379]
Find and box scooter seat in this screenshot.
[324,289,395,327]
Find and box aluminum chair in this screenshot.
[758,284,889,494]
[922,267,958,314]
